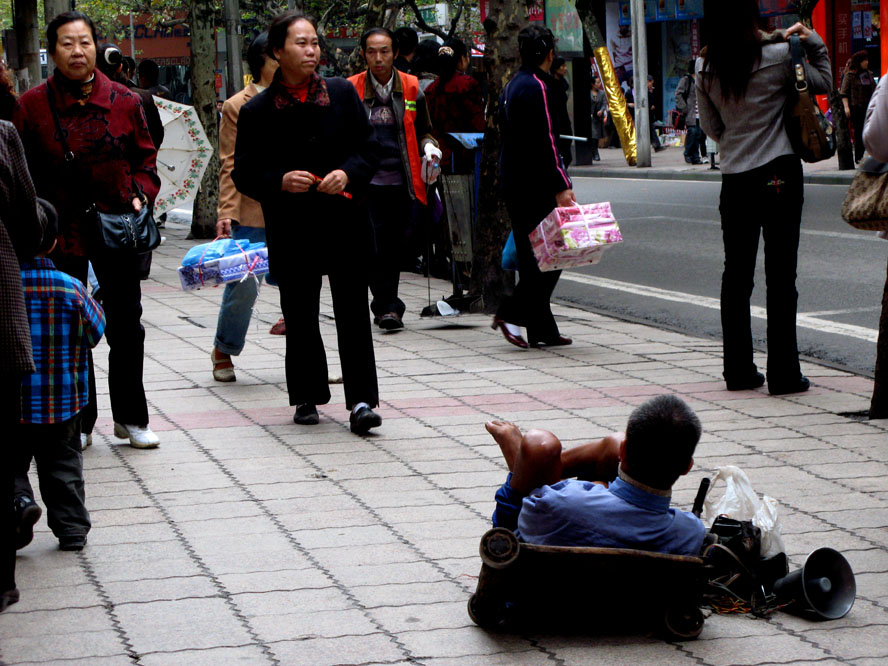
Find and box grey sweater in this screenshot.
[696,32,832,174]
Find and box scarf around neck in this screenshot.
[273,70,330,110]
[54,70,95,105]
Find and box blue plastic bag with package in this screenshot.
[181,238,266,267]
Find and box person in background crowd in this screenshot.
[122,56,136,85]
[589,75,606,162]
[0,119,54,613]
[96,43,164,149]
[492,24,574,350]
[549,56,573,167]
[138,59,171,100]
[233,12,383,434]
[697,0,831,395]
[13,11,162,448]
[393,26,418,73]
[675,59,703,165]
[349,27,441,332]
[841,50,876,164]
[15,209,105,554]
[425,38,485,175]
[0,60,16,121]
[211,32,281,383]
[410,39,440,92]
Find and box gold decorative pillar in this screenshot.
[593,47,636,167]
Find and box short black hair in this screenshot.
[624,395,701,490]
[246,32,270,82]
[361,27,396,52]
[267,11,318,55]
[138,59,160,85]
[393,27,418,55]
[123,55,136,77]
[552,56,566,71]
[518,24,555,68]
[47,11,97,55]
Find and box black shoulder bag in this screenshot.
[46,85,160,254]
[784,35,836,163]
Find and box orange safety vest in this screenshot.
[349,69,427,205]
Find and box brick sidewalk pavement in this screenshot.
[1,226,885,665]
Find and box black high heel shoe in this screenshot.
[491,316,528,349]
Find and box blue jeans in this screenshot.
[213,225,267,356]
[684,122,703,162]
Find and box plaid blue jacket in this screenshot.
[20,258,106,424]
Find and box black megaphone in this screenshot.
[773,548,856,620]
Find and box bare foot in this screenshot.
[485,420,523,471]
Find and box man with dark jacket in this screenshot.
[0,120,54,611]
[492,25,575,350]
[675,59,703,165]
[349,28,441,331]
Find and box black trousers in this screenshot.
[15,414,90,539]
[850,105,867,162]
[278,269,379,410]
[1,378,22,592]
[53,252,148,431]
[496,197,562,343]
[368,184,412,319]
[720,155,804,385]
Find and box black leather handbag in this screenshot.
[784,35,836,163]
[47,86,160,254]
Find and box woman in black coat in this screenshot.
[233,11,383,434]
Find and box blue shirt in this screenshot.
[20,258,106,424]
[497,472,705,557]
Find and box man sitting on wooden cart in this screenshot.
[486,394,705,556]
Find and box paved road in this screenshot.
[561,176,886,379]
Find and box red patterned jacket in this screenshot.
[425,72,485,174]
[13,70,159,256]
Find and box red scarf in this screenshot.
[273,71,330,110]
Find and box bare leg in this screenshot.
[485,420,523,471]
[510,429,563,494]
[560,432,624,484]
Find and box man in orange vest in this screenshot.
[349,27,441,331]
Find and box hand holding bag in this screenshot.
[46,86,160,254]
[841,157,888,231]
[784,35,836,163]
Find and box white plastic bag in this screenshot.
[702,465,785,558]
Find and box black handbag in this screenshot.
[46,86,160,254]
[784,35,836,163]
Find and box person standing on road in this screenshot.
[0,120,54,612]
[210,32,279,383]
[492,24,575,350]
[348,27,441,332]
[696,0,831,395]
[13,11,161,448]
[675,59,703,165]
[233,12,383,434]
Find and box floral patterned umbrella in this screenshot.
[152,96,212,216]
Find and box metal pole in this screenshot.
[222,0,244,97]
[129,13,136,61]
[288,0,296,9]
[630,0,650,167]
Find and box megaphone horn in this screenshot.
[773,548,856,620]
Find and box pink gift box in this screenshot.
[529,202,623,272]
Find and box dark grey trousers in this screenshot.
[15,414,90,539]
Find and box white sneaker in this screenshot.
[80,433,92,451]
[113,423,160,449]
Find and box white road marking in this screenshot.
[619,214,870,241]
[559,272,879,343]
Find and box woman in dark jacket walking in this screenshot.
[697,0,831,395]
[233,11,383,434]
[12,11,160,448]
[841,50,876,163]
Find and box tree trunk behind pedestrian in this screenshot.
[13,0,41,92]
[43,0,69,78]
[471,1,526,312]
[188,0,220,239]
[871,256,888,418]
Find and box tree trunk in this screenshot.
[13,0,41,92]
[188,0,220,239]
[871,255,888,418]
[470,1,525,313]
[43,0,68,79]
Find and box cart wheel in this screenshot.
[479,528,520,569]
[662,605,704,641]
[467,593,507,628]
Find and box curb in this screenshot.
[569,166,856,186]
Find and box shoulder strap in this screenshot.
[789,35,808,90]
[45,84,75,164]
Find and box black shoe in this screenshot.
[768,376,811,396]
[59,535,87,552]
[378,312,404,331]
[725,371,766,391]
[0,588,20,612]
[293,403,319,425]
[685,156,703,165]
[14,497,42,550]
[529,335,573,348]
[350,406,382,434]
